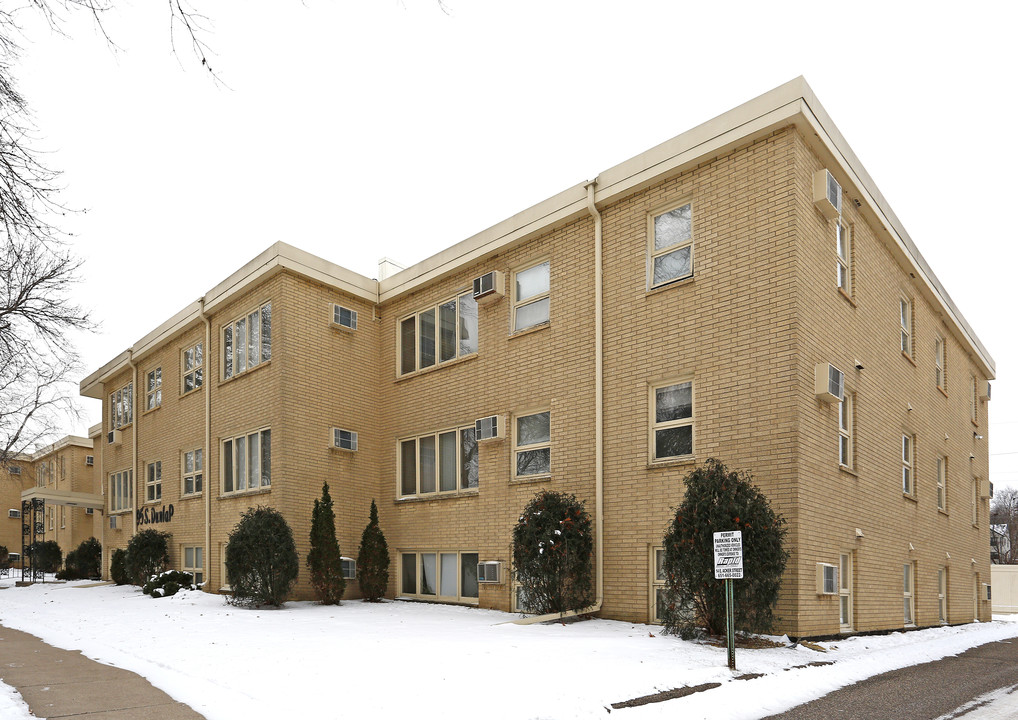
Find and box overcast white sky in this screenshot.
[13,1,1018,485]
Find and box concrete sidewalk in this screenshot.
[0,624,205,719]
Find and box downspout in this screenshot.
[127,350,138,536]
[200,298,212,591]
[514,180,604,625]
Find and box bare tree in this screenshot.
[990,487,1018,565]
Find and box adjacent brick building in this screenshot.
[78,77,994,636]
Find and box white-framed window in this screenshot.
[649,201,693,288]
[651,547,667,624]
[109,382,133,429]
[937,456,947,511]
[651,381,694,461]
[836,220,852,294]
[399,550,479,603]
[109,469,133,512]
[900,297,912,356]
[903,562,916,626]
[970,375,978,425]
[840,553,853,632]
[182,341,204,394]
[515,411,551,478]
[183,448,203,496]
[935,336,946,391]
[145,368,162,411]
[332,428,358,452]
[47,506,54,531]
[341,557,356,580]
[512,261,550,332]
[399,292,478,375]
[839,393,854,469]
[938,567,948,624]
[145,461,162,502]
[398,426,478,497]
[7,465,21,475]
[902,434,915,495]
[223,301,272,380]
[184,546,204,585]
[60,506,66,528]
[817,563,838,595]
[332,304,358,330]
[222,428,271,493]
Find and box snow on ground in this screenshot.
[2,578,1018,720]
[0,680,35,720]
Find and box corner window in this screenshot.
[399,551,479,603]
[901,434,914,495]
[903,562,915,626]
[836,221,852,295]
[222,428,271,493]
[649,202,693,288]
[512,261,550,332]
[183,448,203,496]
[652,381,693,461]
[182,342,204,394]
[184,546,204,585]
[839,394,854,469]
[515,411,551,477]
[145,368,162,411]
[109,382,133,429]
[935,336,946,391]
[398,426,478,497]
[937,456,947,511]
[145,461,162,502]
[900,297,912,357]
[399,293,478,375]
[109,469,133,512]
[223,302,272,380]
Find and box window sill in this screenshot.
[396,489,480,503]
[109,510,133,516]
[395,352,478,383]
[901,351,917,367]
[180,386,203,400]
[646,275,694,297]
[142,405,161,417]
[838,465,858,478]
[508,322,550,341]
[143,499,164,506]
[180,493,203,501]
[938,508,949,517]
[937,386,949,399]
[648,455,697,470]
[903,492,918,503]
[510,475,552,485]
[837,288,857,308]
[219,359,272,387]
[218,487,272,500]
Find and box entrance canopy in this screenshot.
[20,488,104,510]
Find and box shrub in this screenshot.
[512,490,594,615]
[57,538,102,580]
[0,545,8,567]
[307,482,345,604]
[143,570,195,598]
[225,506,298,607]
[356,499,389,601]
[110,548,129,585]
[27,540,62,573]
[125,529,170,586]
[661,458,789,639]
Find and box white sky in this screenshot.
[12,1,1018,485]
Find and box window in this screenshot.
[222,428,271,493]
[839,394,854,469]
[651,547,667,624]
[398,426,478,497]
[652,381,693,461]
[223,302,272,379]
[836,221,852,294]
[145,368,162,410]
[901,434,914,495]
[937,456,947,511]
[938,567,948,624]
[182,341,204,393]
[649,202,693,287]
[8,465,20,475]
[332,304,357,330]
[900,297,912,356]
[512,261,550,331]
[341,557,356,580]
[183,449,203,496]
[145,461,162,502]
[515,411,551,477]
[399,551,479,603]
[970,375,978,425]
[109,382,133,429]
[840,553,853,631]
[60,506,66,528]
[399,293,478,375]
[184,546,204,585]
[903,562,915,626]
[935,336,946,390]
[817,563,837,594]
[109,469,133,512]
[47,506,53,531]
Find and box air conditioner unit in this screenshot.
[812,169,843,220]
[8,509,20,519]
[477,561,502,584]
[816,563,838,595]
[475,415,506,442]
[472,271,505,304]
[332,428,358,452]
[980,478,991,500]
[981,381,991,401]
[815,363,845,403]
[109,515,119,530]
[85,507,94,516]
[107,429,122,446]
[86,455,94,466]
[332,304,358,331]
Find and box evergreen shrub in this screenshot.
[27,540,62,573]
[307,482,345,604]
[57,537,102,580]
[110,548,129,585]
[356,499,389,601]
[125,529,170,586]
[143,570,195,597]
[225,506,298,607]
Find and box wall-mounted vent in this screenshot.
[816,563,838,595]
[813,169,843,220]
[107,429,122,446]
[475,415,506,442]
[8,509,20,519]
[815,363,845,403]
[332,304,358,331]
[472,271,505,304]
[477,561,502,584]
[85,455,94,466]
[332,428,358,452]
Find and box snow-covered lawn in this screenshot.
[2,578,1017,720]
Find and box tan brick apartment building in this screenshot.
[78,77,994,637]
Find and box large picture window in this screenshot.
[649,202,693,287]
[223,302,272,379]
[512,261,550,332]
[515,411,551,477]
[399,551,479,603]
[109,382,133,429]
[398,426,478,497]
[652,381,693,461]
[222,428,271,493]
[399,293,478,375]
[109,469,133,512]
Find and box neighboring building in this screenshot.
[79,77,994,636]
[992,524,1010,564]
[2,456,33,566]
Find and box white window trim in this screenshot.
[398,550,480,604]
[839,553,853,632]
[145,367,162,411]
[109,468,134,513]
[341,556,357,580]
[647,200,694,289]
[900,296,913,357]
[836,220,852,295]
[902,434,915,496]
[109,382,133,430]
[222,301,272,380]
[145,460,162,503]
[904,562,916,627]
[511,260,551,333]
[398,291,478,376]
[839,393,854,470]
[514,410,551,479]
[182,341,204,395]
[650,379,694,463]
[182,448,204,497]
[937,456,947,512]
[183,546,204,585]
[331,304,358,331]
[221,427,271,494]
[650,546,666,624]
[817,563,838,595]
[398,425,478,498]
[935,336,946,391]
[938,567,948,624]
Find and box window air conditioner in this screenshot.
[816,563,838,595]
[107,429,122,446]
[332,428,358,452]
[86,455,94,466]
[815,363,845,403]
[981,381,991,401]
[472,271,505,304]
[332,304,358,331]
[813,169,843,220]
[475,415,506,442]
[8,509,20,519]
[85,508,94,516]
[477,561,502,584]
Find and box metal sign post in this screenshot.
[713,530,743,671]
